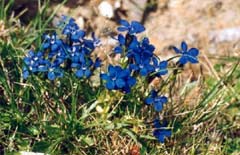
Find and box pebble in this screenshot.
[20,151,47,155]
[209,27,240,43]
[98,1,114,18]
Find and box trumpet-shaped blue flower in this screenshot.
[61,16,86,43]
[145,90,168,112]
[117,20,145,35]
[22,67,29,79]
[47,65,63,80]
[75,60,93,78]
[173,41,199,65]
[153,119,171,143]
[100,65,136,92]
[129,58,155,76]
[62,17,80,36]
[152,59,168,77]
[114,34,126,54]
[42,33,63,53]
[91,32,101,47]
[23,51,49,73]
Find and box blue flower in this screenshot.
[22,66,29,79]
[145,90,168,112]
[52,47,68,66]
[94,57,102,68]
[61,16,86,42]
[153,119,171,143]
[91,32,101,47]
[129,58,155,76]
[62,17,80,36]
[100,65,136,92]
[42,33,63,53]
[152,59,168,77]
[173,41,199,65]
[114,34,126,54]
[75,60,93,79]
[47,65,63,80]
[117,20,145,35]
[23,51,47,73]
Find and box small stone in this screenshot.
[98,1,114,18]
[76,17,84,29]
[96,105,104,113]
[209,27,240,43]
[20,151,47,155]
[114,0,121,9]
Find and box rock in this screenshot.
[20,151,47,155]
[209,27,240,43]
[98,1,114,18]
[75,16,84,29]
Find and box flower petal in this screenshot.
[181,41,188,52]
[145,97,153,105]
[131,21,145,33]
[117,26,128,32]
[116,78,125,88]
[127,77,136,87]
[48,72,55,80]
[119,19,129,26]
[172,46,182,54]
[106,80,115,90]
[84,69,91,78]
[100,73,109,81]
[118,34,125,45]
[114,46,123,54]
[188,48,199,56]
[154,102,163,112]
[178,55,188,65]
[76,69,84,78]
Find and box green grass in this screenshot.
[0,0,240,154]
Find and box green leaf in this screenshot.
[81,136,94,146]
[32,141,51,153]
[45,124,62,137]
[122,128,138,143]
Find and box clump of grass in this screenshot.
[0,1,240,155]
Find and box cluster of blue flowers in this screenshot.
[23,16,101,80]
[101,20,169,92]
[99,20,199,143]
[22,17,200,143]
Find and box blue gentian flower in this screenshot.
[23,51,45,73]
[75,60,93,78]
[145,90,168,112]
[173,41,199,65]
[81,39,95,52]
[47,65,63,80]
[42,33,63,53]
[52,47,68,66]
[117,20,145,35]
[61,16,86,42]
[92,32,101,47]
[22,66,29,79]
[100,65,136,92]
[127,37,155,61]
[62,17,80,36]
[114,34,126,54]
[71,30,86,42]
[94,57,102,68]
[129,58,155,76]
[153,119,171,143]
[152,58,168,77]
[126,37,156,76]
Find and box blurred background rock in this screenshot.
[8,0,240,69]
